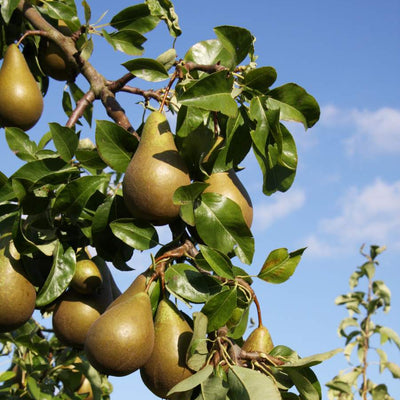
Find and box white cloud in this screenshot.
[320,105,400,155]
[305,179,400,257]
[253,189,306,231]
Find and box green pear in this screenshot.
[123,111,191,225]
[0,44,43,130]
[241,324,274,354]
[70,259,103,295]
[203,169,253,228]
[38,21,73,81]
[84,291,154,376]
[0,241,36,332]
[140,298,193,399]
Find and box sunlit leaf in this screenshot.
[49,123,79,162]
[102,29,146,55]
[110,4,159,33]
[122,58,169,82]
[5,127,38,161]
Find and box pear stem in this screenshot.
[159,71,178,111]
[17,30,49,45]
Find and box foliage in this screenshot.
[326,245,400,400]
[0,0,337,399]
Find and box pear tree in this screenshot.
[0,1,339,399]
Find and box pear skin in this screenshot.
[0,242,36,332]
[0,44,43,130]
[241,324,274,354]
[204,169,253,228]
[106,272,147,310]
[140,298,193,399]
[84,292,154,376]
[123,111,191,225]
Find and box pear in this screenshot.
[52,289,108,348]
[140,298,193,399]
[0,44,43,130]
[123,111,191,225]
[70,259,103,295]
[52,263,113,347]
[241,324,274,354]
[38,21,73,81]
[84,291,154,376]
[203,169,253,228]
[0,242,36,332]
[77,377,93,400]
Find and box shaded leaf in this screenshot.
[199,244,234,279]
[286,368,321,400]
[146,0,181,37]
[201,288,237,332]
[228,366,281,400]
[35,244,76,307]
[244,67,277,94]
[122,58,169,82]
[95,120,138,173]
[186,312,209,371]
[168,365,213,395]
[0,0,20,23]
[102,29,146,55]
[110,4,159,33]
[53,175,110,219]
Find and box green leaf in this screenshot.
[5,127,38,161]
[372,280,391,312]
[178,71,238,118]
[0,0,20,23]
[156,48,177,71]
[199,245,234,279]
[244,67,277,94]
[195,193,254,265]
[0,172,15,202]
[36,243,76,307]
[200,374,229,400]
[386,362,400,379]
[165,263,219,304]
[102,29,146,55]
[214,25,254,67]
[122,58,169,82]
[110,218,159,250]
[282,348,342,368]
[146,0,181,37]
[173,182,209,226]
[53,175,110,219]
[186,312,209,371]
[185,39,234,70]
[168,365,213,395]
[378,326,400,350]
[49,123,79,162]
[95,120,138,173]
[286,368,321,400]
[11,158,78,189]
[201,288,237,332]
[268,83,320,128]
[110,4,160,33]
[41,1,81,31]
[258,247,305,283]
[228,366,281,400]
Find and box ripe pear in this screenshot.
[123,111,191,225]
[0,242,36,332]
[140,298,193,399]
[241,324,274,354]
[70,259,103,295]
[38,21,73,81]
[0,44,43,130]
[84,291,154,376]
[203,169,253,228]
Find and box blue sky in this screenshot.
[1,0,400,398]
